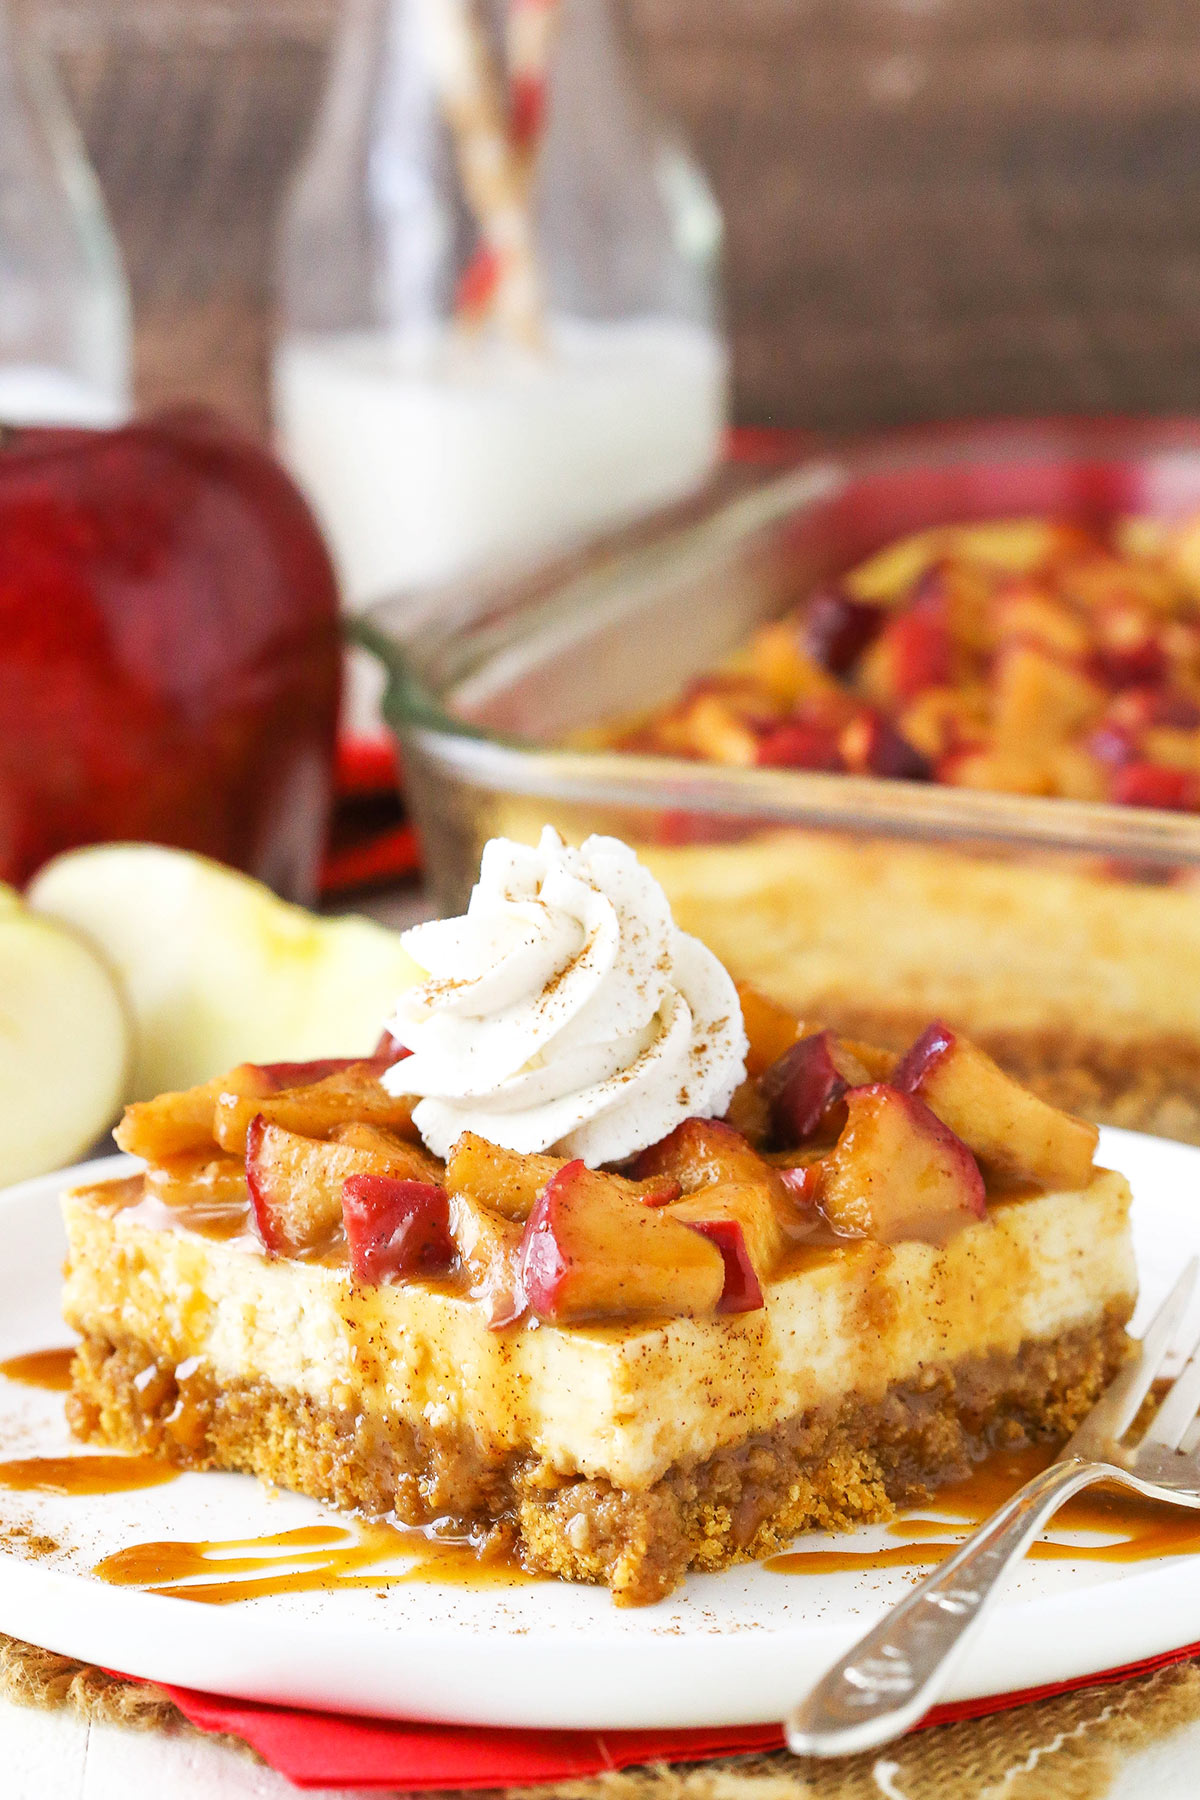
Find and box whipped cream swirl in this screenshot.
[382,828,747,1165]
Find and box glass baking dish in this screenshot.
[361,417,1200,1143]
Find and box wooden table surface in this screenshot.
[20,0,1200,439]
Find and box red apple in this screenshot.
[755,718,845,771]
[632,1116,773,1192]
[802,588,885,675]
[667,1178,784,1288]
[1110,762,1198,811]
[0,412,340,900]
[245,1115,346,1253]
[1093,608,1167,690]
[518,1160,725,1324]
[1112,686,1200,731]
[342,1174,454,1284]
[894,1021,1098,1189]
[373,1030,413,1063]
[778,1162,822,1207]
[759,1030,871,1147]
[215,1060,417,1155]
[681,1219,764,1314]
[839,710,931,781]
[869,595,954,703]
[818,1083,986,1244]
[246,1114,437,1254]
[446,1129,678,1221]
[255,1055,393,1092]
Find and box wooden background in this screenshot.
[20,0,1200,437]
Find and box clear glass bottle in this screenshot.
[0,0,130,426]
[274,0,726,616]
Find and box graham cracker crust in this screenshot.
[68,1308,1131,1605]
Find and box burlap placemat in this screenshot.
[5,1630,1200,1800]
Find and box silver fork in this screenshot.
[785,1258,1200,1758]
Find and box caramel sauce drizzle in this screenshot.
[94,1520,534,1604]
[0,1455,179,1496]
[766,1445,1200,1575]
[0,1347,76,1391]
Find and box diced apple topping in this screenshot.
[342,1175,454,1284]
[802,587,887,675]
[893,1022,1098,1190]
[445,1131,678,1222]
[117,1056,403,1163]
[679,1219,764,1314]
[759,1030,873,1147]
[593,512,1200,821]
[633,1116,775,1193]
[817,1084,986,1244]
[447,1191,526,1326]
[246,1116,437,1255]
[665,1179,785,1285]
[216,1062,418,1156]
[116,1064,276,1161]
[256,1056,392,1090]
[519,1160,725,1325]
[330,1122,442,1184]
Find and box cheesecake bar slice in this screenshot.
[62,1035,1135,1606]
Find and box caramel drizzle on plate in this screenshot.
[0,1347,76,1391]
[766,1444,1200,1575]
[0,1455,179,1496]
[93,1520,534,1604]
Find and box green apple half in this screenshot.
[0,909,130,1185]
[29,845,423,1100]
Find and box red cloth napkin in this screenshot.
[152,1637,1200,1790]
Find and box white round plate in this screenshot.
[0,1130,1197,1732]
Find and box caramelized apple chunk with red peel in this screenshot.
[666,1179,784,1283]
[246,1117,344,1253]
[759,1031,873,1148]
[246,1117,439,1254]
[215,1062,418,1156]
[447,1191,525,1327]
[893,1022,1099,1190]
[632,1116,775,1194]
[681,1219,764,1314]
[519,1160,725,1325]
[115,1064,274,1160]
[445,1131,677,1222]
[342,1175,454,1285]
[818,1084,986,1245]
[861,592,955,705]
[754,717,844,771]
[839,709,930,781]
[255,1055,393,1091]
[802,587,886,676]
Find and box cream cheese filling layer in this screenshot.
[61,1170,1135,1493]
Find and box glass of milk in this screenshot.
[274,0,727,729]
[0,1,130,426]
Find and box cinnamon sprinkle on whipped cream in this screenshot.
[382,828,747,1164]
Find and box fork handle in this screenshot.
[784,1456,1105,1758]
